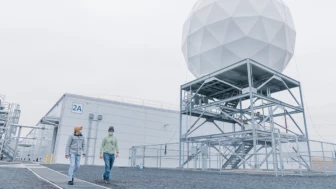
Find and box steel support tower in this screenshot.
[0,95,21,161]
[179,59,312,173]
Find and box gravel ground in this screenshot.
[44,164,336,189]
[0,167,58,189]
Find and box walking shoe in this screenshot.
[68,181,74,185]
[105,180,110,184]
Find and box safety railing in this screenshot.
[129,139,336,176]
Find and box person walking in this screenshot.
[100,126,119,184]
[65,126,86,185]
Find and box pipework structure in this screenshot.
[179,59,312,172]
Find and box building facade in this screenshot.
[19,94,180,166]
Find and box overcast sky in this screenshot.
[0,0,336,142]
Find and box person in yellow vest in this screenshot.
[100,126,119,184]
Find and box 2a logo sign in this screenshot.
[72,103,83,114]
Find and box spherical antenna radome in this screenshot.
[182,0,296,78]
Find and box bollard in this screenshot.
[46,154,49,163]
[49,154,54,164]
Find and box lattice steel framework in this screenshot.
[0,95,21,160]
[179,59,312,173]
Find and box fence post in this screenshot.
[321,142,327,176]
[217,154,219,170]
[208,141,211,171]
[130,147,136,168]
[296,136,302,176]
[157,149,159,168]
[160,145,162,169]
[277,130,284,176]
[265,140,269,170]
[219,140,221,174]
[272,131,278,176]
[143,146,145,168]
[333,144,336,171]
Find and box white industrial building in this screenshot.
[19,93,181,166]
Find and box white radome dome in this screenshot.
[182,0,296,78]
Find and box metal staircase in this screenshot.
[0,144,17,160]
[224,90,240,108]
[222,142,254,169]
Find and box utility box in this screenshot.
[97,115,103,121]
[200,145,208,156]
[201,145,208,171]
[89,113,94,120]
[191,146,197,155]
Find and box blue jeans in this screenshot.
[68,154,81,181]
[103,153,115,181]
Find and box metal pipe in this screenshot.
[277,130,284,176]
[265,140,269,170]
[85,119,92,165]
[285,110,304,134]
[92,120,99,165]
[296,136,303,176]
[321,142,327,175]
[257,76,275,90]
[186,111,206,134]
[253,93,303,112]
[247,60,258,169]
[160,145,162,168]
[268,88,278,176]
[212,121,224,134]
[280,79,301,106]
[179,87,183,167]
[299,86,312,170]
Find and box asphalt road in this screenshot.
[0,166,57,189]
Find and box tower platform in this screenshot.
[179,59,312,173]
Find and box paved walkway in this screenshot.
[0,161,57,189]
[24,163,109,189]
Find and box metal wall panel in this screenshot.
[54,94,181,166]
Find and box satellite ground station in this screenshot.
[179,0,313,174]
[1,0,335,177]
